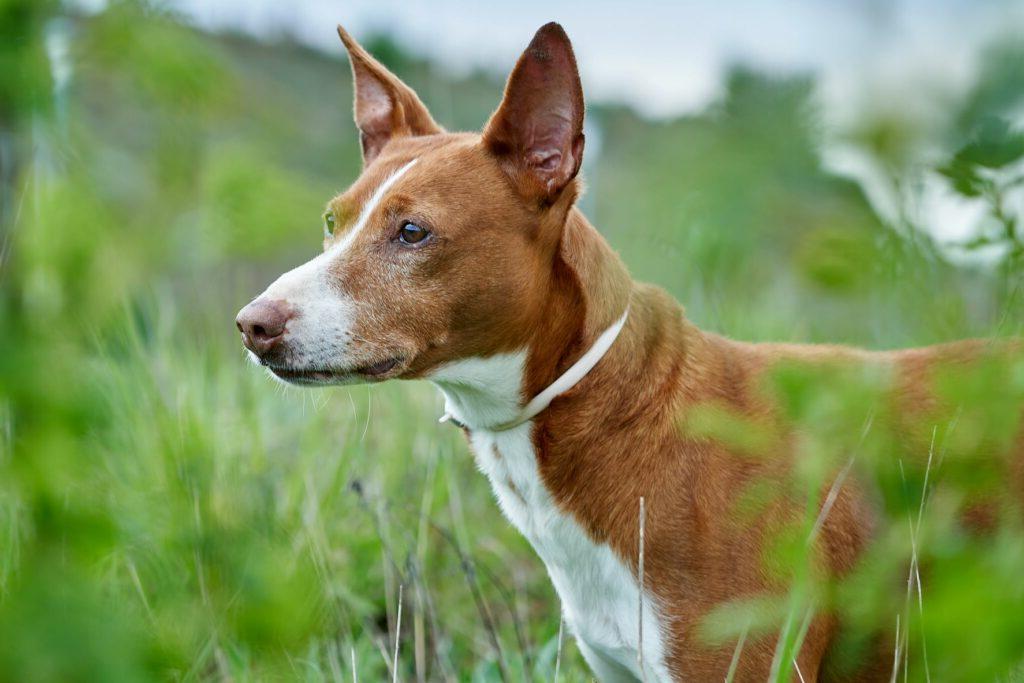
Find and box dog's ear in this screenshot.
[483,22,585,203]
[337,25,443,165]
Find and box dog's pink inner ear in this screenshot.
[484,22,585,202]
[353,74,398,156]
[337,25,442,165]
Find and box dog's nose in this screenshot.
[236,298,292,355]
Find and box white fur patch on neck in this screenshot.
[430,351,527,430]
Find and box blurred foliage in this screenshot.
[939,116,1024,270]
[0,1,1022,681]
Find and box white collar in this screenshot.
[439,305,630,432]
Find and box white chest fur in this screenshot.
[430,354,673,682]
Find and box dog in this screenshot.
[236,23,1023,682]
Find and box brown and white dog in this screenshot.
[236,23,1023,682]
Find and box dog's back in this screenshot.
[684,332,1024,680]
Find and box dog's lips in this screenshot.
[267,367,341,385]
[357,357,400,376]
[266,356,405,385]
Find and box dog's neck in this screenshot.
[527,209,634,394]
[431,208,670,433]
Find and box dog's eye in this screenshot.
[323,212,336,237]
[398,221,430,246]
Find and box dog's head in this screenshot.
[236,23,586,386]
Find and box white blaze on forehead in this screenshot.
[251,157,419,368]
[330,158,419,256]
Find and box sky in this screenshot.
[157,0,1023,120]
[92,0,1024,247]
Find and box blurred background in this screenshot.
[1,0,1023,680]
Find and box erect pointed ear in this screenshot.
[337,25,443,165]
[483,22,585,203]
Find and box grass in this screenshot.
[47,292,589,680]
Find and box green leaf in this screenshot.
[955,117,1024,170]
[938,159,987,197]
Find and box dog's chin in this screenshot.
[266,356,406,386]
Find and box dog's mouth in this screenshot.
[266,356,404,385]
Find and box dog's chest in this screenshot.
[467,425,670,681]
[431,354,671,680]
